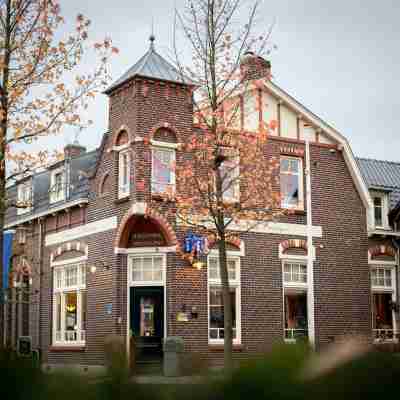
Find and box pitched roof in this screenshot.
[105,37,191,94]
[357,157,400,209]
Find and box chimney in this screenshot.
[64,140,86,159]
[240,51,271,82]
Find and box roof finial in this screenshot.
[149,17,155,49]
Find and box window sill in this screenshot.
[115,196,130,204]
[50,345,86,352]
[208,344,244,352]
[151,193,176,202]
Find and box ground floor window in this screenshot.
[209,287,237,341]
[283,260,308,342]
[208,256,241,344]
[370,264,397,341]
[53,263,86,345]
[284,292,308,341]
[372,292,395,340]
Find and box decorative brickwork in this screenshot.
[369,244,396,259]
[50,241,88,263]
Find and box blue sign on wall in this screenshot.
[3,230,14,290]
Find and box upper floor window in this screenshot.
[220,150,240,203]
[50,169,66,204]
[372,192,389,229]
[371,266,393,289]
[17,180,32,215]
[118,149,131,199]
[152,147,175,195]
[280,157,303,210]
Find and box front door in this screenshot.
[131,287,164,362]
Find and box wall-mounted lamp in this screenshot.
[89,260,110,274]
[192,259,204,270]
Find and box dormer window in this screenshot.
[372,192,389,229]
[50,168,66,204]
[17,180,32,215]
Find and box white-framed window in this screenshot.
[50,168,66,203]
[280,157,304,210]
[118,149,131,199]
[128,255,165,286]
[52,263,86,346]
[208,256,241,344]
[220,151,240,203]
[17,180,32,215]
[372,192,389,229]
[151,147,176,195]
[283,260,308,342]
[371,265,397,342]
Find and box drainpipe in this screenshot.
[392,237,400,338]
[37,218,43,355]
[305,139,315,348]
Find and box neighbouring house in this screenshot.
[3,37,380,373]
[357,158,400,345]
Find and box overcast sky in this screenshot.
[37,0,400,162]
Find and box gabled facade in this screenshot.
[358,158,400,344]
[4,39,375,372]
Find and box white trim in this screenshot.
[178,218,323,238]
[369,258,397,266]
[129,202,147,216]
[150,139,180,150]
[118,149,131,199]
[368,230,400,237]
[45,216,117,246]
[280,156,304,211]
[127,254,167,287]
[112,144,130,152]
[5,198,88,228]
[115,246,176,255]
[207,255,241,345]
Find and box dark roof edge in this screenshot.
[104,73,195,96]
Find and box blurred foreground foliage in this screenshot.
[0,343,399,400]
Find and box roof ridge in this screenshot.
[357,157,400,166]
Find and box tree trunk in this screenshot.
[217,233,233,371]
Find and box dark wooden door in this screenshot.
[131,287,164,362]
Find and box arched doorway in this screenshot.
[116,213,175,367]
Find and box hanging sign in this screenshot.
[184,232,209,256]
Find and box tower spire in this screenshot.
[149,18,155,49]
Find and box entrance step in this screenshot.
[134,361,163,376]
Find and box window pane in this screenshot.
[290,159,299,173]
[153,149,173,193]
[55,294,61,331]
[281,174,299,206]
[280,158,290,172]
[65,292,78,332]
[209,287,236,340]
[81,291,87,331]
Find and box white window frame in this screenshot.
[118,149,131,199]
[52,259,87,347]
[50,167,66,204]
[372,191,389,229]
[127,254,166,287]
[207,255,241,345]
[370,261,397,342]
[280,156,304,210]
[282,259,309,343]
[220,151,240,203]
[17,180,32,215]
[151,146,176,195]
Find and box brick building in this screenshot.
[4,37,395,373]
